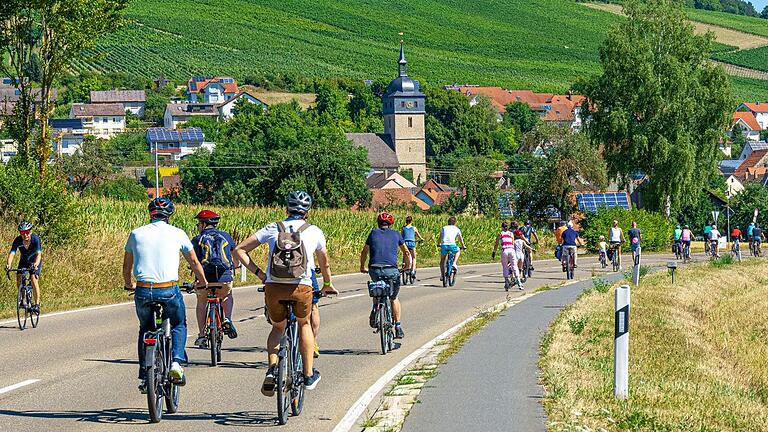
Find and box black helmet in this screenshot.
[18,221,33,231]
[148,196,175,219]
[287,190,312,215]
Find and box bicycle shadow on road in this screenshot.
[0,408,278,427]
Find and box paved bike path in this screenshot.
[401,273,626,432]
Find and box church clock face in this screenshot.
[405,101,415,109]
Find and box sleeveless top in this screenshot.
[514,238,525,254]
[500,230,514,250]
[610,227,621,242]
[402,226,416,242]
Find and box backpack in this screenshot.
[270,221,310,281]
[197,230,233,278]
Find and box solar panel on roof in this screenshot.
[576,192,631,212]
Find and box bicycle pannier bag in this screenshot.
[270,221,310,281]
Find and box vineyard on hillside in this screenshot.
[714,45,768,73]
[687,8,768,39]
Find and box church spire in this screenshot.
[398,39,407,77]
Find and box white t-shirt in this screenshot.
[709,229,720,241]
[514,238,525,256]
[610,227,622,242]
[125,220,194,283]
[440,225,462,246]
[254,219,326,286]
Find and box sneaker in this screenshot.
[369,309,377,328]
[222,319,238,339]
[395,325,405,339]
[169,362,185,385]
[504,278,510,290]
[138,379,148,394]
[518,282,524,291]
[304,369,321,390]
[194,336,208,349]
[313,343,320,358]
[261,367,276,396]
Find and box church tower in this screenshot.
[382,43,427,184]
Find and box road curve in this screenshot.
[0,255,673,431]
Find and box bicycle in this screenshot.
[564,247,576,280]
[6,268,39,330]
[257,286,305,425]
[442,247,461,287]
[128,288,182,424]
[401,266,416,286]
[521,248,533,282]
[188,283,228,366]
[598,250,607,269]
[367,274,396,355]
[709,240,719,260]
[752,240,762,257]
[683,242,691,263]
[610,243,621,272]
[731,239,742,262]
[673,241,683,260]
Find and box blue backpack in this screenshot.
[197,231,233,277]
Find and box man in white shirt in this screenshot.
[123,197,208,393]
[709,224,721,257]
[234,191,338,395]
[439,216,466,281]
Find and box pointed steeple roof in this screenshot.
[398,41,407,77]
[385,41,424,98]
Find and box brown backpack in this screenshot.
[269,221,310,281]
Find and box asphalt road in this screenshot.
[0,254,678,431]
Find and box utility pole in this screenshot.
[154,140,160,198]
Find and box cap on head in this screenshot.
[196,209,220,226]
[287,190,312,215]
[148,197,175,219]
[18,221,33,232]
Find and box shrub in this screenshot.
[581,207,673,253]
[88,177,148,201]
[0,165,81,245]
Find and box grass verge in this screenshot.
[540,257,768,431]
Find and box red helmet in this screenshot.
[377,212,395,226]
[195,209,220,225]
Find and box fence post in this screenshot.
[632,246,641,286]
[240,263,247,283]
[614,284,630,400]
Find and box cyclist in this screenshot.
[512,231,532,290]
[521,220,539,271]
[6,221,42,313]
[360,212,411,338]
[673,225,682,257]
[608,220,624,269]
[731,225,742,255]
[561,223,580,270]
[709,224,721,257]
[598,235,608,265]
[753,223,765,254]
[438,216,466,281]
[191,210,238,349]
[681,224,693,259]
[492,221,515,289]
[628,221,642,260]
[123,197,208,393]
[401,216,424,279]
[233,191,337,394]
[554,220,567,266]
[703,223,713,255]
[747,222,756,253]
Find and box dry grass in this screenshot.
[540,258,768,431]
[584,2,768,50]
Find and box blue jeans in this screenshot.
[134,286,187,379]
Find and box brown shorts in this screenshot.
[264,283,312,323]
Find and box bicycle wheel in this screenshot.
[165,337,180,414]
[409,270,416,284]
[521,255,529,283]
[386,302,395,352]
[612,252,619,272]
[291,331,305,416]
[442,264,448,287]
[16,287,26,331]
[146,345,164,423]
[276,339,290,425]
[449,264,457,287]
[378,304,388,355]
[208,308,219,366]
[29,288,39,328]
[401,271,408,286]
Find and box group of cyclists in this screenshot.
[491,220,537,290]
[682,221,767,258]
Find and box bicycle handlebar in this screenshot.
[5,268,30,280]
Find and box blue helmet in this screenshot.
[148,196,175,219]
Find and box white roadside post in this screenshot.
[632,246,641,286]
[240,263,247,283]
[614,284,630,399]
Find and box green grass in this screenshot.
[687,8,768,39]
[77,0,624,92]
[729,76,768,101]
[715,45,768,73]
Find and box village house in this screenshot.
[0,87,58,119]
[69,103,125,138]
[445,85,586,129]
[187,76,237,104]
[163,102,219,129]
[49,119,90,156]
[90,89,146,117]
[146,127,213,161]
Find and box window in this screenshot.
[414,101,418,107]
[408,117,413,128]
[113,117,119,123]
[102,117,107,123]
[401,101,405,108]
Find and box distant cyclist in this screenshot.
[608,220,624,269]
[753,223,765,254]
[731,226,742,243]
[628,222,642,258]
[123,197,208,393]
[438,216,466,281]
[680,224,693,258]
[597,235,608,264]
[360,212,411,339]
[492,221,515,289]
[747,222,756,252]
[703,223,713,254]
[521,220,539,271]
[561,223,580,270]
[401,216,424,279]
[233,191,337,394]
[708,224,721,257]
[6,221,42,313]
[673,224,682,256]
[191,210,238,349]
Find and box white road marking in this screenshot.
[336,293,365,301]
[463,274,487,279]
[332,313,481,432]
[0,379,39,395]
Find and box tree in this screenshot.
[576,0,732,216]
[503,101,539,134]
[105,132,150,164]
[57,136,114,192]
[516,128,607,220]
[731,183,768,228]
[762,6,768,19]
[447,156,501,216]
[0,0,128,177]
[731,123,747,158]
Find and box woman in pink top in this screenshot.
[492,222,516,290]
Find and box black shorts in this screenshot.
[19,260,41,277]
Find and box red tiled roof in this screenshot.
[734,149,768,179]
[743,103,768,113]
[369,188,428,210]
[455,86,583,121]
[733,112,762,131]
[187,77,237,95]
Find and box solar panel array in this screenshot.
[147,127,204,143]
[576,192,630,212]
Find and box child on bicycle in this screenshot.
[597,235,608,264]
